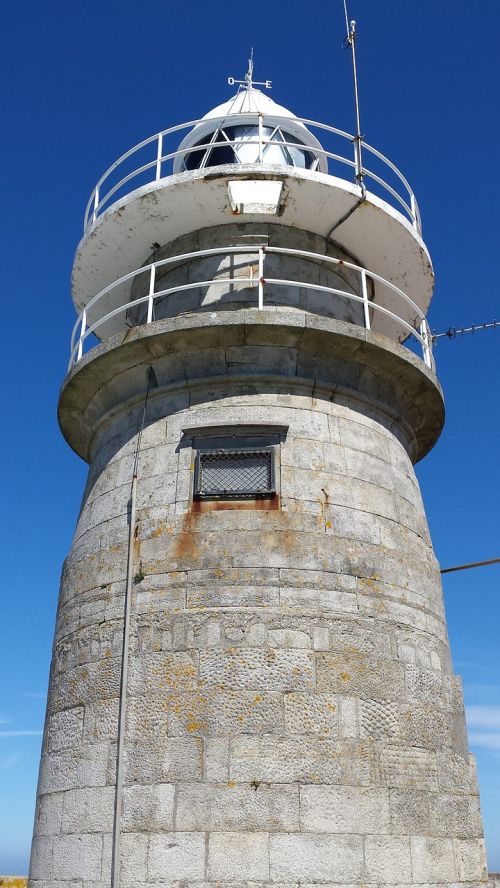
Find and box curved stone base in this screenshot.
[29,317,488,888]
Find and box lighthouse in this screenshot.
[29,62,489,888]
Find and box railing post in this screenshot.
[420,318,433,369]
[147,264,155,324]
[258,246,264,309]
[361,269,371,330]
[92,186,99,224]
[156,133,163,181]
[77,308,87,362]
[410,193,418,231]
[258,113,264,164]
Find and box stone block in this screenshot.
[405,664,443,704]
[364,835,412,883]
[199,648,314,691]
[312,627,330,650]
[128,650,198,695]
[35,792,64,836]
[204,737,229,782]
[280,584,358,613]
[61,786,114,833]
[46,707,84,753]
[52,834,103,880]
[270,833,363,882]
[207,831,269,880]
[169,689,284,736]
[339,696,359,738]
[83,699,119,741]
[266,628,311,648]
[177,783,299,831]
[49,658,121,710]
[344,447,396,493]
[125,694,170,740]
[326,504,382,545]
[389,789,430,834]
[187,583,280,608]
[378,746,438,790]
[123,737,203,783]
[230,736,373,784]
[316,652,405,701]
[429,793,483,838]
[288,437,325,470]
[454,837,488,881]
[29,836,54,879]
[120,832,149,881]
[398,702,450,749]
[38,742,109,794]
[284,693,338,737]
[122,783,175,831]
[300,785,390,833]
[148,832,206,880]
[410,836,456,882]
[279,567,357,593]
[338,417,391,461]
[360,698,399,740]
[437,751,479,794]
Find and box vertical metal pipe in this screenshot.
[93,185,99,224]
[156,133,163,181]
[147,265,156,324]
[258,113,264,164]
[344,12,365,194]
[361,269,371,330]
[111,366,155,888]
[410,193,418,231]
[420,318,432,369]
[111,470,136,888]
[258,246,264,309]
[77,308,87,362]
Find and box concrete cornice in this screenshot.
[58,310,444,465]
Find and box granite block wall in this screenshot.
[29,377,488,888]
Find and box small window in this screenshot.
[194,447,275,499]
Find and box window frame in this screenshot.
[193,445,276,500]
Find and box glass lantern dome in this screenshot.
[174,88,328,175]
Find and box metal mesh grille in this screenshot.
[195,448,275,498]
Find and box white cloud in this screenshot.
[18,692,46,699]
[466,705,500,751]
[0,730,42,737]
[468,731,500,750]
[466,705,500,729]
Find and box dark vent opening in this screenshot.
[194,448,275,499]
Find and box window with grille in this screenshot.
[194,447,275,499]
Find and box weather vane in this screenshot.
[228,48,272,90]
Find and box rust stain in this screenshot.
[173,511,201,562]
[191,495,280,513]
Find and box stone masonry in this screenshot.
[29,304,489,887]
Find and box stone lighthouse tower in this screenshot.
[30,66,489,888]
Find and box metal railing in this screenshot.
[69,245,434,372]
[83,114,422,234]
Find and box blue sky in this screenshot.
[0,0,499,875]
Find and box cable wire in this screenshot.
[441,557,500,575]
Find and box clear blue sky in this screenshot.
[0,0,498,874]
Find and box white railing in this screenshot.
[69,245,434,372]
[83,114,422,235]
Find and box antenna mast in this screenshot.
[343,0,365,193]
